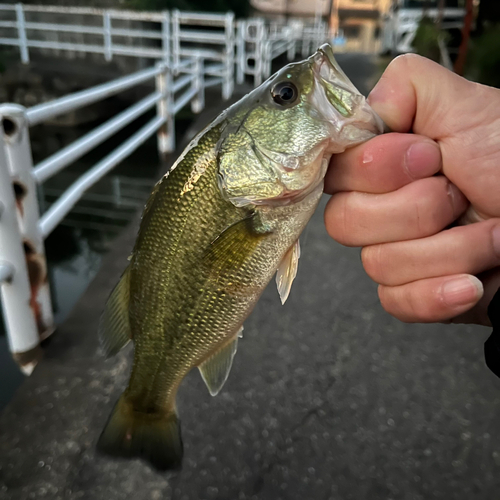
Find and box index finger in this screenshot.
[325,132,441,195]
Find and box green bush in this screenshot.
[411,16,448,63]
[467,26,500,88]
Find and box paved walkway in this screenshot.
[1,54,500,500]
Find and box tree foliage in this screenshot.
[476,0,500,35]
[412,16,449,62]
[467,25,500,88]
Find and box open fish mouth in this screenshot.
[307,44,385,152]
[317,43,352,85]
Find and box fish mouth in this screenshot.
[307,44,385,153]
[312,43,360,109]
[317,43,350,83]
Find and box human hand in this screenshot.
[324,54,500,326]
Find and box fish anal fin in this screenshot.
[276,239,301,305]
[198,333,240,396]
[98,266,132,358]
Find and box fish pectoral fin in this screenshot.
[276,239,301,305]
[98,266,132,358]
[198,332,240,396]
[202,214,269,275]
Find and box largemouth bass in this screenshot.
[97,44,384,470]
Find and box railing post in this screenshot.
[254,20,265,87]
[172,10,180,74]
[0,112,42,375]
[236,21,245,85]
[263,40,272,78]
[161,11,170,65]
[222,12,235,100]
[0,104,54,345]
[15,3,29,64]
[191,56,204,114]
[103,11,113,62]
[288,22,300,61]
[302,32,309,58]
[155,63,175,158]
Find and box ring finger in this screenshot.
[361,219,500,286]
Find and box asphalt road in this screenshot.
[1,54,500,500]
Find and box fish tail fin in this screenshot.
[96,394,183,471]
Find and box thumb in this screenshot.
[367,54,487,139]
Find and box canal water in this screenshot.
[0,99,195,409]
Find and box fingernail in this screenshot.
[442,276,483,308]
[405,141,441,180]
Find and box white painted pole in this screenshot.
[222,12,235,100]
[15,3,29,64]
[0,104,54,342]
[161,11,170,65]
[191,56,204,114]
[103,11,112,62]
[0,118,41,375]
[155,63,174,157]
[236,20,245,85]
[255,20,265,86]
[172,10,180,74]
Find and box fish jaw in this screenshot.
[310,44,385,153]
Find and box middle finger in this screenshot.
[324,176,468,247]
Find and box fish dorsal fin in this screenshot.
[276,239,301,305]
[98,266,132,358]
[198,331,241,396]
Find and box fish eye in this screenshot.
[271,81,299,106]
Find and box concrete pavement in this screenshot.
[1,54,500,500]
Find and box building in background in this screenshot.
[250,0,391,53]
[334,0,391,52]
[250,0,331,19]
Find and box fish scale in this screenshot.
[96,44,384,471]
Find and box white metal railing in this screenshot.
[172,10,234,100]
[0,57,206,374]
[0,4,331,373]
[0,4,236,97]
[0,3,330,91]
[236,18,265,86]
[0,4,171,62]
[236,18,330,86]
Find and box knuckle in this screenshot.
[379,282,434,323]
[324,197,343,242]
[413,178,453,236]
[324,194,357,246]
[378,285,401,318]
[490,222,500,261]
[387,53,421,75]
[361,245,385,282]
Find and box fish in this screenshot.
[96,44,384,471]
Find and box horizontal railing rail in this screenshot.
[39,114,165,238]
[32,91,162,184]
[27,65,163,126]
[0,2,331,373]
[0,54,206,372]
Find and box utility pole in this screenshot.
[329,0,339,36]
[454,0,473,75]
